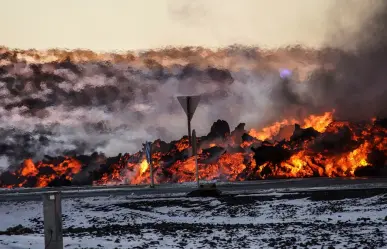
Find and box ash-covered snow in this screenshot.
[0,190,386,249]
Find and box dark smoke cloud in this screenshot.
[304,2,387,121]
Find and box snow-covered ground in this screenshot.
[0,189,386,249]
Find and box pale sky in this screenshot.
[0,0,379,51]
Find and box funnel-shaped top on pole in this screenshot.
[177,95,201,121]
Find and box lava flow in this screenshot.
[0,111,386,188]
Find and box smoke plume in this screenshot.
[307,1,387,121]
[0,2,386,170]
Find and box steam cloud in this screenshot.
[0,2,386,170]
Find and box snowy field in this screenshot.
[0,189,386,249]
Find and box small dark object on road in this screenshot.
[186,183,222,197]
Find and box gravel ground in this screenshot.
[0,188,386,249]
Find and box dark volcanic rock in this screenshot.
[201,146,226,156]
[374,118,387,128]
[153,139,173,154]
[242,133,256,142]
[231,123,247,144]
[251,142,291,166]
[37,166,56,175]
[354,166,387,177]
[311,125,354,155]
[0,171,19,186]
[0,225,34,235]
[206,120,231,140]
[290,124,319,142]
[48,175,72,187]
[226,145,246,153]
[367,149,387,168]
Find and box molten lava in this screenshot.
[248,111,333,140]
[1,157,82,188]
[0,111,386,188]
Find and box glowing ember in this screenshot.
[1,157,83,188]
[175,137,190,152]
[139,159,149,175]
[249,111,333,141]
[249,118,297,141]
[303,111,333,132]
[20,159,38,177]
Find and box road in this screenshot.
[0,177,386,202]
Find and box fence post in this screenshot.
[43,192,63,249]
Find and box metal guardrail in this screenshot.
[0,178,386,201]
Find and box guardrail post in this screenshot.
[43,192,63,249]
[192,129,199,188]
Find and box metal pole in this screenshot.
[145,142,154,188]
[192,129,199,188]
[150,156,154,188]
[187,97,192,147]
[195,154,199,188]
[43,192,63,249]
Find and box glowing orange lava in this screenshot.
[1,110,386,188]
